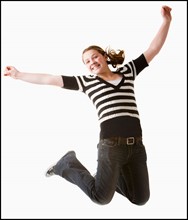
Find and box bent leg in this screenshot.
[53,145,122,205]
[116,144,150,205]
[53,151,95,197]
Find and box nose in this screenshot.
[90,59,97,65]
[90,61,98,69]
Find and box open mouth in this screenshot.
[91,64,100,71]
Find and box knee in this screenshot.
[92,194,113,205]
[96,199,112,205]
[132,194,150,206]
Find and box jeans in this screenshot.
[53,137,150,205]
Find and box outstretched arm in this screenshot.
[144,5,172,64]
[4,66,64,87]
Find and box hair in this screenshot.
[82,45,125,68]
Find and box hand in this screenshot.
[4,66,19,79]
[161,5,172,22]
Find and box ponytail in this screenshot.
[105,46,125,68]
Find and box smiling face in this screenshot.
[82,49,109,75]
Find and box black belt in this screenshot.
[101,136,142,146]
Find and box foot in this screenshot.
[45,165,55,177]
[45,151,76,177]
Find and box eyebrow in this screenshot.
[84,53,98,63]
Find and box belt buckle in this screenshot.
[127,137,135,145]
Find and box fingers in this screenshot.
[4,66,14,77]
[6,66,14,71]
[4,73,10,76]
[4,66,10,76]
[161,5,172,21]
[162,5,172,12]
[161,5,172,14]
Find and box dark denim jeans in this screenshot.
[53,137,150,205]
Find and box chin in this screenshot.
[91,71,97,75]
[93,70,101,75]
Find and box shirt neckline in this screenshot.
[96,74,124,89]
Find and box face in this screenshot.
[82,49,108,75]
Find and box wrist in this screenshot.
[163,17,172,24]
[15,71,22,79]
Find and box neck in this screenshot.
[97,71,122,81]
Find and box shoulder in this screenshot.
[115,54,148,75]
[76,74,97,82]
[115,63,131,74]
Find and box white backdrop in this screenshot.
[2,1,187,219]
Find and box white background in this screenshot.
[2,1,187,219]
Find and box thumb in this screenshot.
[4,66,12,76]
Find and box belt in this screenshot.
[101,136,142,146]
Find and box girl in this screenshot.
[4,6,172,205]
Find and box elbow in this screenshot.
[49,75,64,87]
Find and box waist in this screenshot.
[100,116,142,139]
[100,136,143,146]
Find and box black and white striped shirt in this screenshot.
[62,54,148,139]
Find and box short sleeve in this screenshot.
[115,53,149,79]
[132,54,149,75]
[61,76,79,90]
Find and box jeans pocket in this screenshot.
[99,139,117,148]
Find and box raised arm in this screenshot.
[144,5,172,64]
[4,66,64,87]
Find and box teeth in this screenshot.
[92,65,100,71]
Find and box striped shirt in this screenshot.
[62,54,148,139]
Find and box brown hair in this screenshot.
[82,45,125,68]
